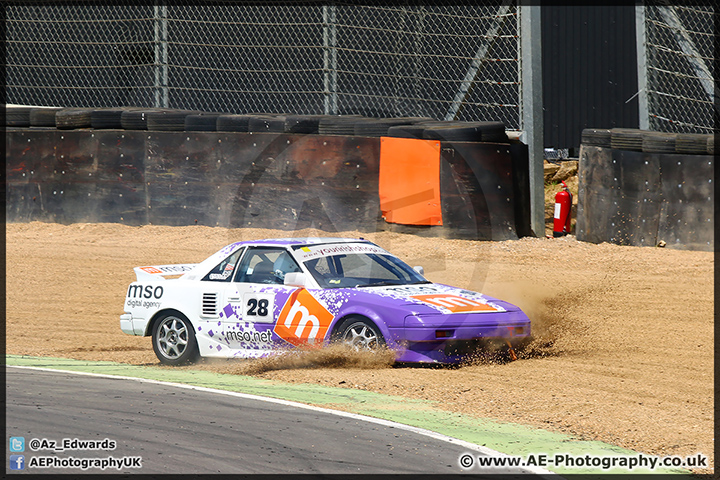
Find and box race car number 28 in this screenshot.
[243,293,274,323]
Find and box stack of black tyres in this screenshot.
[675,133,710,155]
[284,115,327,134]
[610,128,644,151]
[5,105,34,126]
[386,124,427,139]
[185,113,226,132]
[353,117,432,137]
[120,108,164,130]
[318,115,367,135]
[421,121,508,143]
[581,128,612,148]
[90,108,126,129]
[216,114,254,132]
[592,128,714,154]
[29,107,62,127]
[146,109,203,131]
[642,131,676,154]
[56,108,94,129]
[248,115,287,133]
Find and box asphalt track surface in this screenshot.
[6,367,537,475]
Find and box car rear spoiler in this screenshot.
[133,264,198,281]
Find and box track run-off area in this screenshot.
[6,356,697,475]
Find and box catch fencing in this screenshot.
[639,3,716,133]
[5,2,522,128]
[5,3,715,134]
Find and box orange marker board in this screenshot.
[378,137,442,226]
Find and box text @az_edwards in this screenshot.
[29,437,116,452]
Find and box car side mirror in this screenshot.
[413,266,425,276]
[284,272,307,287]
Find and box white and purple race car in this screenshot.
[120,238,531,365]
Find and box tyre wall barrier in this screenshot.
[5,128,531,241]
[576,144,714,251]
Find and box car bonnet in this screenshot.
[336,283,509,315]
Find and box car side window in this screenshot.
[235,248,302,284]
[201,248,245,282]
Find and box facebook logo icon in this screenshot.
[9,454,25,470]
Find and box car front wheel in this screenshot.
[152,312,199,365]
[333,317,385,350]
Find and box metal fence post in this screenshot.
[154,4,169,109]
[323,3,338,115]
[519,3,544,237]
[412,5,426,117]
[635,2,650,130]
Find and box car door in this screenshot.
[217,247,303,347]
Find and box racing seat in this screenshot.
[249,260,277,284]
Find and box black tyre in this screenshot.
[386,124,427,139]
[318,115,367,135]
[151,312,200,365]
[675,133,710,155]
[642,131,676,154]
[6,105,33,126]
[248,115,286,133]
[147,109,202,131]
[610,128,644,151]
[30,107,61,127]
[185,113,223,131]
[56,108,94,129]
[120,108,163,130]
[216,114,253,132]
[284,115,326,134]
[351,117,429,137]
[422,121,507,143]
[581,128,612,148]
[90,108,125,129]
[332,316,385,350]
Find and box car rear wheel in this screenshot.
[152,312,199,365]
[333,317,385,350]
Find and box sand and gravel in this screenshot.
[5,221,713,473]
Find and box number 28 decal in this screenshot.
[243,293,274,323]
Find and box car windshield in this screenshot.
[303,252,429,289]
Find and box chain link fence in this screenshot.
[5,2,522,128]
[642,3,715,133]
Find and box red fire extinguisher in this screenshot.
[553,180,572,237]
